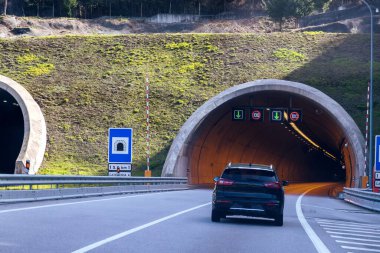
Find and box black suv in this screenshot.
[211,163,288,226]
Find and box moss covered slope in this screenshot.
[0,33,379,175]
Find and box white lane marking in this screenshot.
[316,219,380,228]
[301,204,335,211]
[326,231,380,239]
[341,246,380,252]
[0,192,166,214]
[323,227,380,234]
[72,202,211,253]
[331,236,380,243]
[336,240,380,247]
[296,184,331,253]
[317,221,380,230]
[321,225,380,232]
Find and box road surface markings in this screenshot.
[296,184,331,253]
[71,202,211,253]
[316,218,380,252]
[0,191,167,214]
[341,246,380,252]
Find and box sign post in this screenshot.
[374,135,380,192]
[108,128,133,176]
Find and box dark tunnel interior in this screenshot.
[0,89,24,174]
[186,91,349,185]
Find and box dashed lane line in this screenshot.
[71,202,211,253]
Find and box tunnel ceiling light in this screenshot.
[283,111,289,121]
[3,100,7,103]
[289,122,338,161]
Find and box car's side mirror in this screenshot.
[282,180,289,186]
[213,177,220,182]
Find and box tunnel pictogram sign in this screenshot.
[108,128,132,177]
[232,108,245,121]
[250,108,264,122]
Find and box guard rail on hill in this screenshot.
[0,174,188,203]
[344,187,380,212]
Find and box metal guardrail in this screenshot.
[344,187,380,212]
[0,175,188,203]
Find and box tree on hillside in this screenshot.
[291,0,314,26]
[264,0,316,30]
[263,0,295,30]
[64,0,77,17]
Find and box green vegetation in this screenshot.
[0,33,378,176]
[273,48,307,62]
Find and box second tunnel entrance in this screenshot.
[0,89,24,174]
[163,80,365,187]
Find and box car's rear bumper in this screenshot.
[213,197,283,218]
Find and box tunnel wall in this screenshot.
[162,79,365,187]
[0,75,46,174]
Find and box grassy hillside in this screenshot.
[0,33,379,176]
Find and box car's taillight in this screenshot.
[217,178,234,186]
[264,182,281,189]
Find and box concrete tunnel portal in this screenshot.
[162,80,365,188]
[0,75,46,174]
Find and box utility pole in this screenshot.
[3,0,7,15]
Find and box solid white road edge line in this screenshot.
[296,184,331,253]
[71,202,211,253]
[0,191,167,214]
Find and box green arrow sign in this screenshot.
[271,110,283,122]
[232,109,245,121]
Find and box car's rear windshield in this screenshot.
[222,168,277,182]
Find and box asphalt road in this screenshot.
[0,182,379,253]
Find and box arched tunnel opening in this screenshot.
[163,80,364,187]
[187,91,347,184]
[0,89,24,174]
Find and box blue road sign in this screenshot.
[376,135,380,171]
[108,128,133,163]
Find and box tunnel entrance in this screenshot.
[163,80,365,187]
[0,75,47,174]
[0,89,24,174]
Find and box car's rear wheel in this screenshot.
[211,210,221,222]
[274,214,283,226]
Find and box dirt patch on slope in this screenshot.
[0,15,293,37]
